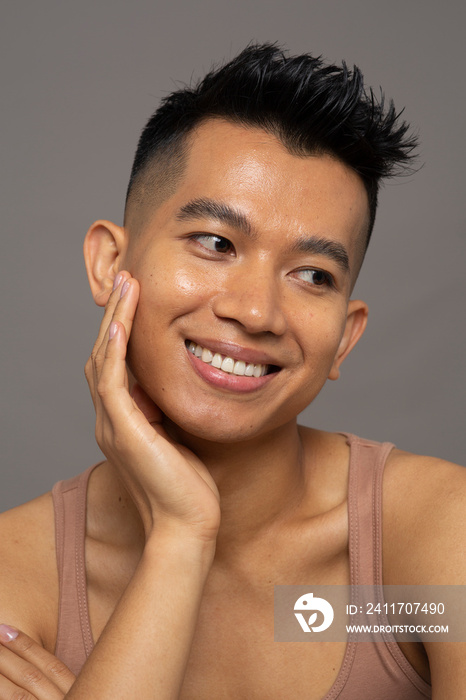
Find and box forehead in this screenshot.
[140,120,370,272]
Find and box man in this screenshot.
[0,44,464,699]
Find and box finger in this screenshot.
[86,273,138,407]
[97,319,130,397]
[96,320,155,436]
[85,271,130,402]
[104,276,139,348]
[92,271,130,355]
[94,327,176,473]
[0,626,75,698]
[0,672,37,700]
[92,277,139,380]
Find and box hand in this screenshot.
[0,625,75,699]
[84,272,221,541]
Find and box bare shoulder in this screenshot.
[0,491,59,651]
[382,448,466,585]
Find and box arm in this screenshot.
[68,533,214,699]
[0,533,213,700]
[1,271,220,699]
[68,271,220,698]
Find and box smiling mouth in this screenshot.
[185,340,281,377]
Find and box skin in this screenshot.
[0,120,464,699]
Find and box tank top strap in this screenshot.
[345,434,395,586]
[52,465,98,675]
[336,434,432,699]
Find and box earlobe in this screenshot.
[83,220,127,307]
[328,300,368,381]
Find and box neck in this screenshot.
[165,418,309,555]
[97,420,315,560]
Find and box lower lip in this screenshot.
[186,347,279,393]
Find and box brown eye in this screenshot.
[297,268,334,288]
[192,234,234,254]
[310,270,327,286]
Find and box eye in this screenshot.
[295,268,335,288]
[191,234,234,255]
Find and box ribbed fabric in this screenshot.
[52,437,432,697]
[52,465,97,675]
[321,434,432,699]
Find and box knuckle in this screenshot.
[9,692,35,700]
[21,665,44,686]
[90,349,103,373]
[84,358,92,379]
[96,378,110,399]
[13,636,34,655]
[45,657,71,680]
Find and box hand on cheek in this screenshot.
[84,271,221,542]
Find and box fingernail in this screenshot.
[121,280,130,298]
[109,322,118,339]
[0,624,19,642]
[113,272,124,291]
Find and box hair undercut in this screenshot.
[125,43,418,248]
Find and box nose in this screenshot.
[211,264,287,336]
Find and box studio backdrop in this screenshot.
[1,0,465,510]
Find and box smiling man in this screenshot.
[0,44,465,699]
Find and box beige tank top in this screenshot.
[52,435,432,698]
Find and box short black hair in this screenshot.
[125,43,417,247]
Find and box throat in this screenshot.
[183,424,308,549]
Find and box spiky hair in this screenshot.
[126,43,418,245]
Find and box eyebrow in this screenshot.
[176,198,255,238]
[176,197,350,274]
[291,236,350,273]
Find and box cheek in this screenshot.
[298,306,347,370]
[126,261,213,378]
[139,264,207,317]
[171,268,202,298]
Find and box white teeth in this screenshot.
[233,360,246,375]
[201,348,213,363]
[187,341,272,378]
[211,353,222,368]
[221,356,235,373]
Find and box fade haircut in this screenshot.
[125,43,417,247]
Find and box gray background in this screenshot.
[1,0,465,511]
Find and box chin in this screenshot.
[163,404,262,445]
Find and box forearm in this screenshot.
[66,531,215,700]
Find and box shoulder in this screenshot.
[382,447,466,585]
[0,491,59,651]
[382,449,466,693]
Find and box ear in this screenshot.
[83,220,127,307]
[328,299,368,381]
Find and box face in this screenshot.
[120,120,369,443]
